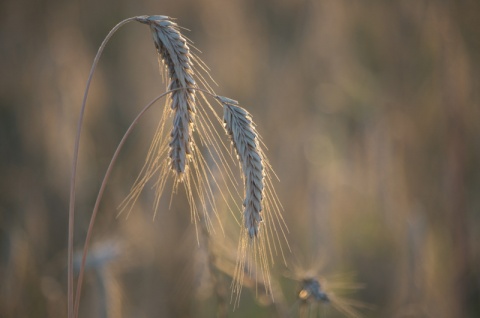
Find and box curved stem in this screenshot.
[68,16,140,318]
[72,86,219,317]
[73,91,172,318]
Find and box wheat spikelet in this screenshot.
[140,15,197,176]
[220,96,264,238]
[217,96,290,306]
[121,17,239,234]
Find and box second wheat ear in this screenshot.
[219,96,264,238]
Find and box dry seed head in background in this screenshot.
[121,15,289,302]
[298,278,329,303]
[298,275,367,318]
[287,254,368,318]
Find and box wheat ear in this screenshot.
[138,15,196,177]
[219,96,264,238]
[218,95,291,305]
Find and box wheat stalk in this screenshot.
[69,17,141,318]
[72,15,289,313]
[71,14,288,317]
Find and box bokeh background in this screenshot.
[1,0,479,317]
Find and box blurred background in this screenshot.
[1,0,479,317]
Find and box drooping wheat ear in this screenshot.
[138,15,197,177]
[218,95,290,305]
[219,96,264,238]
[121,16,234,232]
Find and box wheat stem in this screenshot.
[73,86,216,318]
[73,91,174,318]
[68,16,142,318]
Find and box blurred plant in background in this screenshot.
[1,0,479,317]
